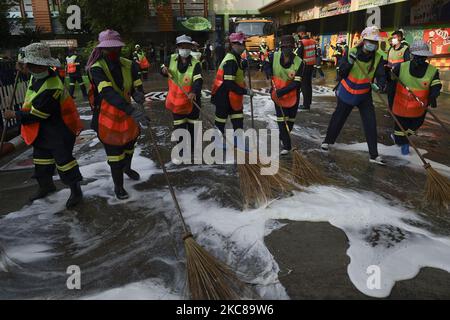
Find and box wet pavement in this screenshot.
[0,66,449,299]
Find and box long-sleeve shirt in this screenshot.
[338,46,387,88]
[263,51,304,98]
[15,69,73,148]
[90,57,143,115]
[160,54,203,102]
[392,61,442,107]
[211,51,248,107]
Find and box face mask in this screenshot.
[178,49,191,58]
[191,51,202,60]
[233,46,245,55]
[281,47,293,56]
[391,38,399,45]
[31,70,49,80]
[363,42,378,52]
[412,55,427,65]
[106,51,120,61]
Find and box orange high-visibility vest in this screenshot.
[301,39,316,66]
[91,58,140,146]
[393,61,437,118]
[271,51,302,108]
[211,53,246,111]
[66,55,78,74]
[166,54,201,115]
[21,75,83,145]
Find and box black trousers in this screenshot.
[386,80,397,110]
[324,97,379,159]
[275,104,298,151]
[301,65,314,107]
[313,65,324,78]
[68,73,88,98]
[172,106,201,152]
[103,140,137,172]
[33,136,82,186]
[214,102,244,134]
[393,114,426,145]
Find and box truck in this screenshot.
[234,18,276,62]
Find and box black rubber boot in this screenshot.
[124,156,140,181]
[29,178,56,203]
[112,168,129,200]
[66,181,83,209]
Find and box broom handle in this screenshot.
[247,64,255,129]
[390,70,449,134]
[353,60,430,168]
[1,72,20,153]
[147,122,190,235]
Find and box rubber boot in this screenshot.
[124,156,140,181]
[66,181,83,209]
[401,144,410,155]
[112,168,129,200]
[29,177,56,203]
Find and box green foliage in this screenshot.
[0,0,15,45]
[60,0,148,36]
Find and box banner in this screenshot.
[319,0,352,18]
[423,28,450,55]
[291,7,316,23]
[410,0,450,25]
[354,0,407,10]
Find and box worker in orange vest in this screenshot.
[294,25,316,111]
[390,41,442,155]
[66,47,88,99]
[87,29,151,200]
[4,43,84,208]
[161,35,203,165]
[133,44,150,80]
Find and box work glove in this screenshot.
[131,108,150,129]
[276,89,284,98]
[429,97,437,108]
[246,89,255,97]
[371,83,380,92]
[348,52,357,65]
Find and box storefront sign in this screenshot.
[291,7,316,23]
[424,28,450,56]
[40,39,78,48]
[319,0,352,18]
[353,0,406,10]
[410,0,450,25]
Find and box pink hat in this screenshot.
[96,29,125,48]
[229,32,247,44]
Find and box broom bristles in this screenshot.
[184,236,257,300]
[291,150,327,186]
[424,166,450,211]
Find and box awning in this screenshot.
[259,0,310,14]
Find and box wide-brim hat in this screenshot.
[23,43,61,67]
[96,29,125,48]
[229,32,247,44]
[410,40,433,57]
[361,26,381,41]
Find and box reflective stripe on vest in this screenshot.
[336,48,382,106]
[166,54,200,115]
[271,51,302,108]
[392,61,436,118]
[388,46,407,65]
[301,39,316,65]
[66,55,78,74]
[21,75,83,145]
[91,57,139,146]
[211,53,246,111]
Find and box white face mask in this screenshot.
[178,49,191,58]
[191,51,202,60]
[391,38,399,45]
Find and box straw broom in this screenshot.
[167,70,299,208]
[0,72,20,155]
[354,60,450,210]
[147,123,256,299]
[271,80,327,186]
[390,70,449,135]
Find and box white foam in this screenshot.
[6,244,55,263]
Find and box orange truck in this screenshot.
[234,18,276,62]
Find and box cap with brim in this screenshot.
[23,43,61,67]
[96,29,125,48]
[410,40,433,57]
[176,35,193,45]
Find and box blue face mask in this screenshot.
[363,42,378,52]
